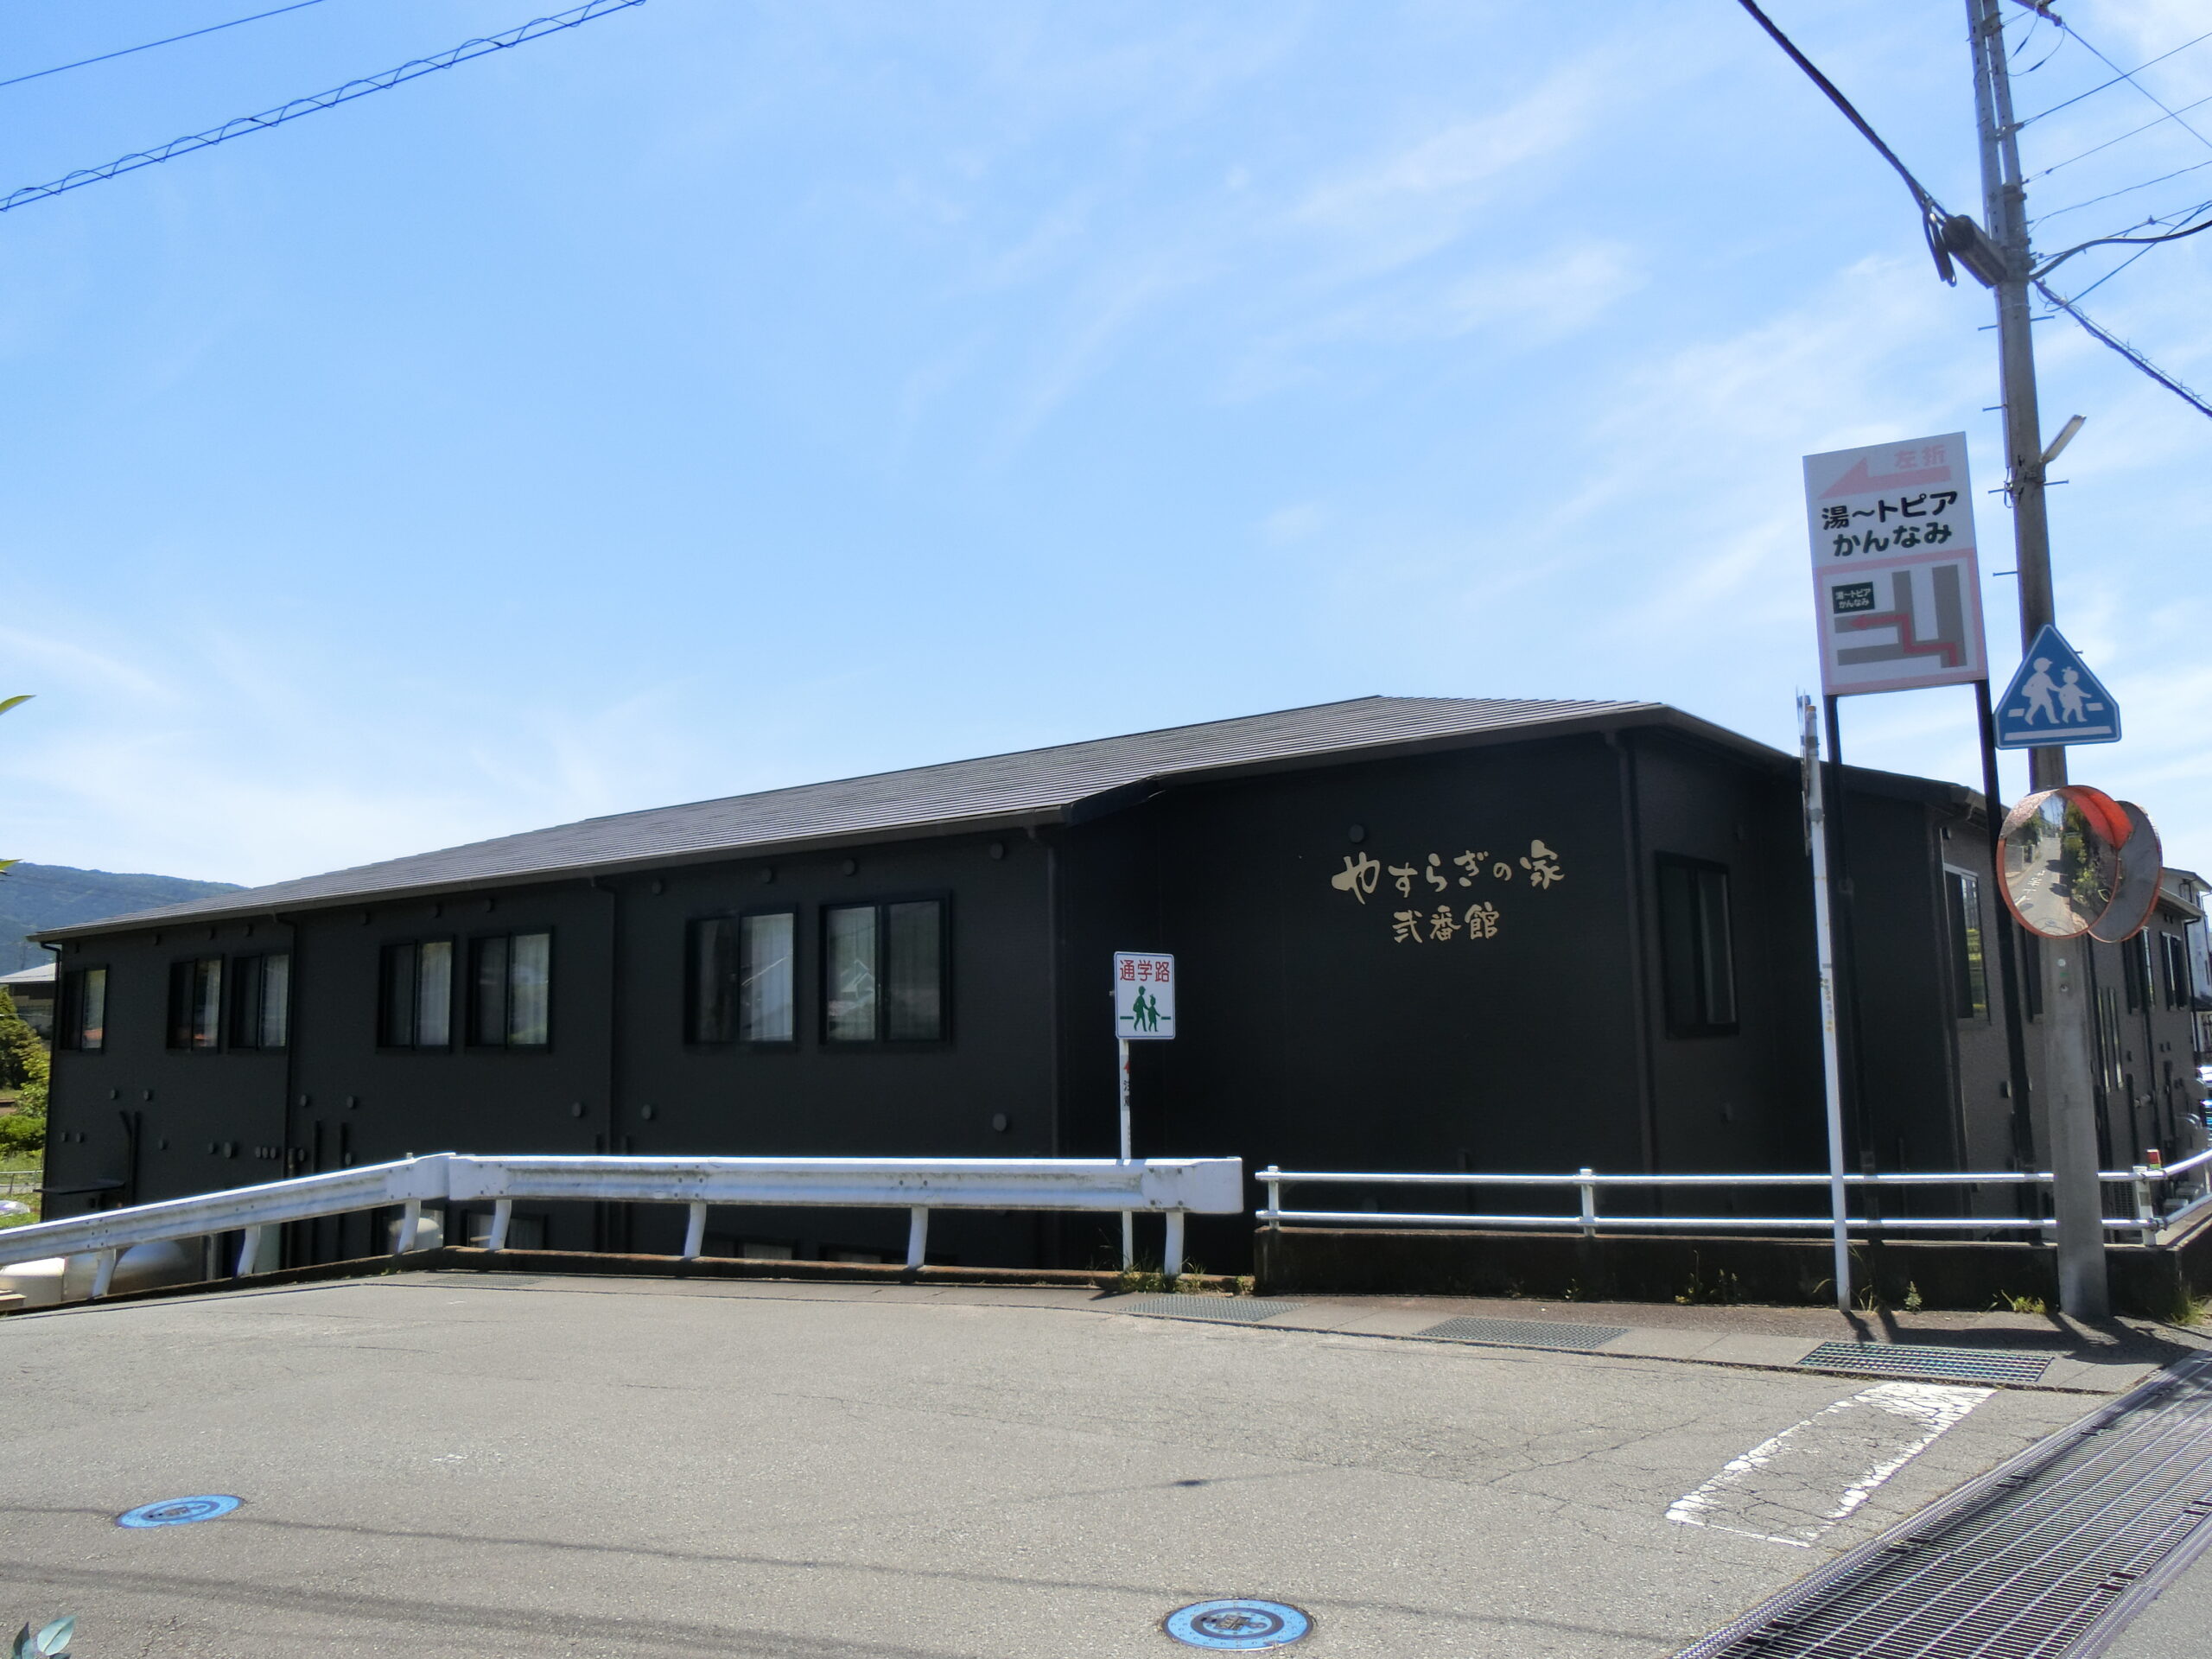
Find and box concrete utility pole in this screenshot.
[1965,0,2109,1319]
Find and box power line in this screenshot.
[0,1,332,93]
[1735,0,2210,427]
[2050,18,2212,161]
[2032,88,2212,178]
[2064,238,2161,305]
[2018,24,2212,127]
[1732,0,1960,280]
[2035,200,2212,277]
[2032,278,2212,420]
[2034,156,2212,223]
[0,0,646,216]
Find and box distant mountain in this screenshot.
[0,862,245,973]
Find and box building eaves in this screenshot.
[35,694,1777,941]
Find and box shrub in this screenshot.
[0,989,47,1093]
[0,1101,42,1157]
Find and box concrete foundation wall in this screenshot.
[1253,1223,2212,1320]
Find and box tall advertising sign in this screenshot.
[1803,432,1988,696]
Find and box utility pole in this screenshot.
[1965,0,2109,1319]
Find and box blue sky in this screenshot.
[2,0,2206,887]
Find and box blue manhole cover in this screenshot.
[117,1495,242,1529]
[1163,1599,1312,1649]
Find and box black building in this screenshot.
[35,696,2210,1272]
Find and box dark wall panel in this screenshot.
[44,922,292,1217]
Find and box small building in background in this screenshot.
[0,962,55,1045]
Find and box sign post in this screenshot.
[1798,696,1854,1315]
[1801,433,1996,1313]
[1112,951,1176,1270]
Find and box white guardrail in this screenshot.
[3,1154,1244,1300]
[1258,1147,2212,1249]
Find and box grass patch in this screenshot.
[0,1151,40,1228]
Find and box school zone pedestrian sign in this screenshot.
[1113,952,1176,1039]
[1993,624,2120,748]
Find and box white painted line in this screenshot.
[1667,1382,1993,1548]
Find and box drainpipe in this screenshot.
[1607,732,1660,1175]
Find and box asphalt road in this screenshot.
[0,1274,2099,1658]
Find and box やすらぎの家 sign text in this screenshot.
[1331,838,1566,944]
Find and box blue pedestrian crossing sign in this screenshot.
[1993,625,2120,748]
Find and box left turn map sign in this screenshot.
[1803,432,1988,697]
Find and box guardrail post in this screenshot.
[681,1202,708,1261]
[1164,1210,1185,1280]
[1578,1168,1597,1239]
[1263,1167,1281,1231]
[2132,1166,2158,1243]
[486,1198,513,1252]
[236,1225,264,1278]
[906,1206,929,1270]
[91,1249,118,1299]
[393,1200,422,1255]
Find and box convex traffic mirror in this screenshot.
[1996,785,2158,942]
[1998,785,2120,939]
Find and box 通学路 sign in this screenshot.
[1113,952,1175,1039]
[1994,624,2120,748]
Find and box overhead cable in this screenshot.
[0,1,331,92]
[1732,0,1959,280]
[2050,18,2212,160]
[2018,24,2212,127]
[0,0,645,215]
[2033,89,2212,178]
[2031,279,2212,420]
[2035,201,2212,276]
[2035,156,2212,223]
[1735,0,2211,425]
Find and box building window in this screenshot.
[2164,932,2191,1011]
[167,957,224,1051]
[379,940,454,1049]
[471,931,551,1047]
[1656,857,1737,1037]
[823,899,945,1044]
[60,967,108,1052]
[1944,870,1990,1020]
[229,953,292,1050]
[690,912,796,1044]
[2123,933,2154,1015]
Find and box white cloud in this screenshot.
[1290,66,1602,276]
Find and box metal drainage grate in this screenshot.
[1417,1315,1630,1352]
[1797,1341,2055,1385]
[1677,1351,2212,1659]
[1120,1296,1301,1325]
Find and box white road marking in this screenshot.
[1667,1382,1993,1547]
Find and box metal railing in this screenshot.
[1258,1148,2212,1248]
[2,1152,1243,1300]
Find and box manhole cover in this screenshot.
[1418,1315,1630,1352]
[118,1495,241,1529]
[1163,1599,1313,1649]
[1796,1342,2053,1384]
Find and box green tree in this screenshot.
[0,988,47,1155]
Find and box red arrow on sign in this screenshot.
[1818,455,1954,498]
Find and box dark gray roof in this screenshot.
[40,695,1778,938]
